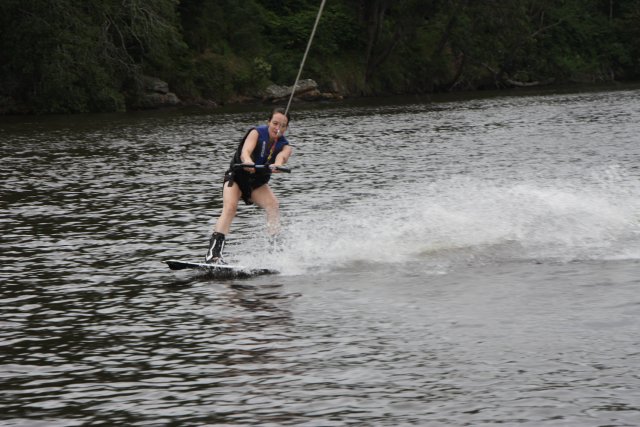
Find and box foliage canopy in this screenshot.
[1,0,638,113]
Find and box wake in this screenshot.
[238,166,640,275]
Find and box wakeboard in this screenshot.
[165,259,277,278]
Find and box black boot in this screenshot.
[205,232,226,264]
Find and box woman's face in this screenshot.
[268,113,288,139]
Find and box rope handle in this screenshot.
[233,163,292,173]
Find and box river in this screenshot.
[2,87,640,426]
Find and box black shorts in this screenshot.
[223,168,271,205]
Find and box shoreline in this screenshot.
[1,81,639,120]
[175,80,640,115]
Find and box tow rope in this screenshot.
[284,0,327,116]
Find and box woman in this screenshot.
[206,108,293,263]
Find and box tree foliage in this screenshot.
[0,0,638,114]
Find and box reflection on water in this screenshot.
[2,88,640,425]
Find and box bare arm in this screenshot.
[238,129,260,173]
[240,129,259,164]
[274,145,293,168]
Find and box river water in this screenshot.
[2,88,640,426]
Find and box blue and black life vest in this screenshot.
[224,125,290,200]
[231,125,289,167]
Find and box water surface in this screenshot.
[2,88,640,426]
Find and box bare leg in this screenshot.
[204,182,242,263]
[250,184,281,236]
[214,182,242,235]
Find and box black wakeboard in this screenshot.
[165,259,277,278]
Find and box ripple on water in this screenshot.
[2,89,640,425]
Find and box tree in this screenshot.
[0,0,638,114]
[0,0,185,113]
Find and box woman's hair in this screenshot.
[269,107,291,125]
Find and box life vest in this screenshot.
[232,125,289,167]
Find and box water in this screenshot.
[2,88,640,426]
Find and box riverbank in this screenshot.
[2,81,639,120]
[172,80,640,116]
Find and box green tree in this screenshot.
[1,0,639,114]
[0,0,185,113]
